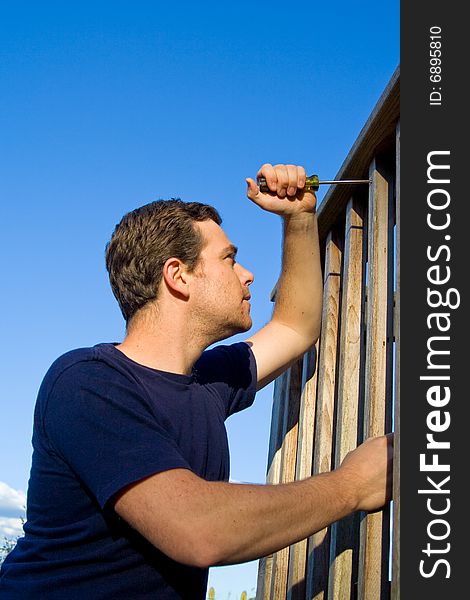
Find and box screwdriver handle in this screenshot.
[257,174,320,193]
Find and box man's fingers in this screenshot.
[297,165,306,190]
[273,164,289,198]
[245,178,259,201]
[256,163,277,193]
[246,178,272,210]
[255,164,307,198]
[284,165,298,197]
[250,164,316,216]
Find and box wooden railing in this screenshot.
[256,67,400,600]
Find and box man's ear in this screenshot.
[162,257,191,299]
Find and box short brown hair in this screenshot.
[105,199,222,323]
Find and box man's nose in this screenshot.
[236,263,254,286]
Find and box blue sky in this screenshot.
[0,1,399,596]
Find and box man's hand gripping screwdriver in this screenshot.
[257,173,370,193]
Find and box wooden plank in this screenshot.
[305,231,342,600]
[328,197,365,600]
[256,371,291,600]
[268,372,292,483]
[391,121,400,600]
[269,361,303,599]
[295,347,320,483]
[317,67,399,245]
[287,345,320,600]
[358,156,394,600]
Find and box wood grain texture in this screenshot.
[305,232,342,600]
[358,157,394,600]
[269,361,303,599]
[256,371,290,600]
[287,346,320,600]
[328,198,365,600]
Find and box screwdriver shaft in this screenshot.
[318,179,370,185]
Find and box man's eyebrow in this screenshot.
[221,244,238,257]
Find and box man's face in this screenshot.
[190,219,254,342]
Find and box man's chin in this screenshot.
[214,318,252,343]
[239,316,253,333]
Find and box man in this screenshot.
[0,164,392,598]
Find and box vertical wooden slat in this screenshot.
[256,371,291,600]
[287,345,320,600]
[305,231,342,600]
[358,157,394,600]
[269,361,303,599]
[328,197,365,600]
[391,121,400,600]
[268,371,292,484]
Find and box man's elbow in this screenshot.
[170,546,215,570]
[179,538,221,569]
[307,324,321,350]
[296,323,321,357]
[158,523,225,569]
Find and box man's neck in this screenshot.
[116,307,206,376]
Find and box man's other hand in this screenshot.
[337,433,394,513]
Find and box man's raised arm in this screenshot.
[245,163,323,390]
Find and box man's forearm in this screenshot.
[116,467,355,568]
[272,212,323,346]
[198,470,353,566]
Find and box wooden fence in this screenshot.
[256,67,400,600]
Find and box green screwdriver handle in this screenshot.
[257,174,320,193]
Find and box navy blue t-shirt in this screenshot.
[0,342,257,599]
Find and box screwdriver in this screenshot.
[257,174,370,193]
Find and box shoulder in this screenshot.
[39,344,120,389]
[36,344,157,439]
[40,346,100,387]
[36,344,144,415]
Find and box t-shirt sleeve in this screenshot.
[194,341,258,419]
[42,361,192,509]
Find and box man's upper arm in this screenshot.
[245,320,313,390]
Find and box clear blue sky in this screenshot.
[0,1,399,596]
